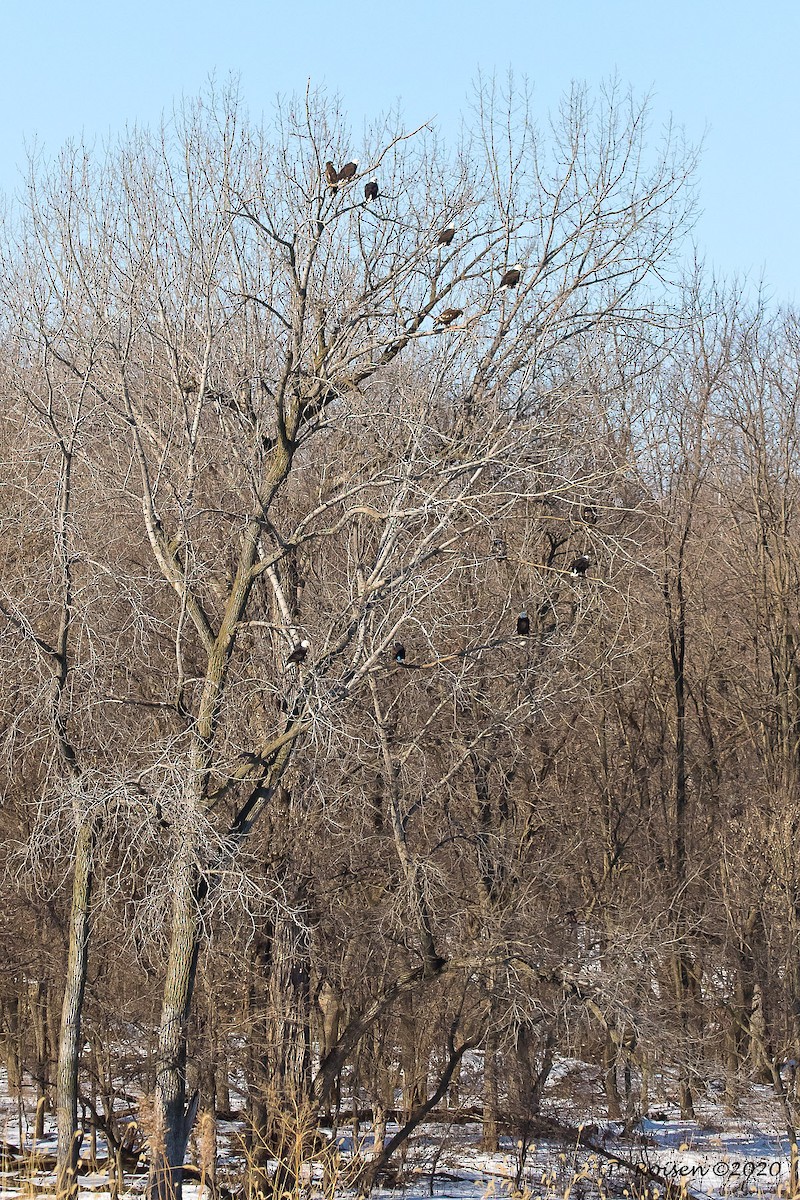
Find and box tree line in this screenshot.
[1,79,798,1200]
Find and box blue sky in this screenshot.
[2,0,797,302]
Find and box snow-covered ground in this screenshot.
[0,1062,795,1199]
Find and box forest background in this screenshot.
[1,42,800,1200]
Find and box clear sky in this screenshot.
[2,0,797,303]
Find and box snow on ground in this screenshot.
[0,1063,796,1198]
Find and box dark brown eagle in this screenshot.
[337,160,359,183]
[364,180,379,202]
[435,307,463,326]
[437,227,456,245]
[285,640,310,666]
[324,161,338,190]
[499,264,523,288]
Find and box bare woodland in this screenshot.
[1,79,800,1200]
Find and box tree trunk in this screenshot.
[448,1057,461,1109]
[482,1027,499,1153]
[30,978,49,1140]
[56,817,97,1195]
[372,1103,387,1160]
[674,952,696,1121]
[665,562,696,1121]
[148,862,203,1200]
[317,981,341,1126]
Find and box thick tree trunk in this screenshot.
[146,730,298,1200]
[317,981,341,1125]
[56,817,97,1195]
[148,862,203,1200]
[512,1022,553,1177]
[30,977,49,1140]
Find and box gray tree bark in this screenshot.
[56,818,97,1194]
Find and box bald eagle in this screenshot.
[517,611,530,636]
[437,227,456,246]
[286,640,310,666]
[570,554,590,577]
[324,161,338,190]
[393,642,406,665]
[364,180,379,202]
[435,307,463,326]
[337,160,359,183]
[499,264,523,288]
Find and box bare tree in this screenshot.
[0,77,694,1197]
